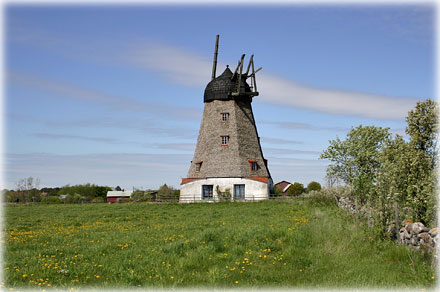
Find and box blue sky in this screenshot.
[3,3,435,190]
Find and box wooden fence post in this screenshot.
[354,198,358,220]
[394,201,400,242]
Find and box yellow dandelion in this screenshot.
[235,281,239,284]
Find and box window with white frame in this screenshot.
[221,113,229,121]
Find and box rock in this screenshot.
[429,227,438,237]
[402,219,413,226]
[399,231,405,243]
[418,232,432,245]
[404,229,411,239]
[387,224,395,234]
[412,222,425,235]
[410,237,419,246]
[405,223,413,234]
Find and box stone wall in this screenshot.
[398,221,438,252]
[337,197,438,251]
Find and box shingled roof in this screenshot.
[203,67,252,103]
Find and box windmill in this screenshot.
[180,35,273,202]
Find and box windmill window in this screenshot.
[221,135,229,146]
[202,185,214,200]
[195,161,202,172]
[221,113,229,121]
[249,160,258,171]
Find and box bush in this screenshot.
[288,182,305,196]
[308,192,337,206]
[117,198,131,203]
[216,186,231,201]
[64,193,86,204]
[41,196,62,204]
[130,190,153,202]
[91,197,105,203]
[273,186,284,196]
[320,186,353,201]
[307,181,322,192]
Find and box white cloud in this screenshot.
[123,41,420,120]
[261,120,350,132]
[258,73,419,120]
[8,25,421,120]
[264,147,321,156]
[126,42,212,87]
[260,137,304,145]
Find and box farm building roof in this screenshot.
[106,191,133,197]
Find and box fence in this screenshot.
[178,194,305,203]
[5,194,307,205]
[178,195,257,203]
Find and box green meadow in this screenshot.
[3,197,435,289]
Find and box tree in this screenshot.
[14,177,40,202]
[288,182,305,196]
[157,184,179,200]
[115,186,122,191]
[406,98,438,163]
[402,99,438,225]
[307,181,321,192]
[40,187,61,197]
[58,183,111,202]
[320,125,391,203]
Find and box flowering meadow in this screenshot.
[3,198,435,289]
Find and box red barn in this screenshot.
[106,190,133,203]
[274,181,292,196]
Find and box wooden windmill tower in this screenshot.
[180,35,273,202]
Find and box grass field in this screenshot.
[3,197,436,289]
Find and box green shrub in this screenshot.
[288,182,305,196]
[307,181,322,192]
[130,190,153,202]
[215,186,231,201]
[273,185,284,196]
[320,186,353,201]
[117,198,131,203]
[64,193,86,204]
[91,197,105,203]
[41,196,62,204]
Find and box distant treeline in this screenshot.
[2,182,179,204]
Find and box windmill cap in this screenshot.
[203,67,252,103]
